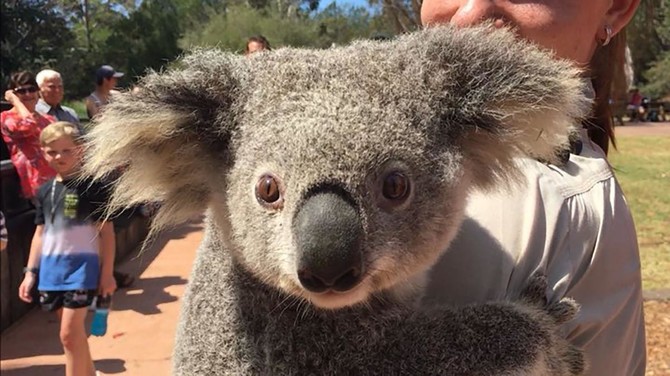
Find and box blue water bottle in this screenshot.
[90,295,112,337]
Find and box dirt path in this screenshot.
[646,300,670,375]
[615,121,670,137]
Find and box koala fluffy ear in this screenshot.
[419,25,592,188]
[83,49,245,231]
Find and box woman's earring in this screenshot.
[601,24,613,46]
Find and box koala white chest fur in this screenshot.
[85,25,591,375]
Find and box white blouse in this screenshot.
[422,129,646,376]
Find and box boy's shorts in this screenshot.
[39,290,97,312]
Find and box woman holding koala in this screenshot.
[420,1,645,375]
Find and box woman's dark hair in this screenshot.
[8,71,38,90]
[245,35,271,53]
[587,28,628,155]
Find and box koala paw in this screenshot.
[520,273,580,325]
[519,273,586,376]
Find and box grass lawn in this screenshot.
[609,136,670,291]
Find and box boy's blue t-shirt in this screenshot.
[35,177,110,291]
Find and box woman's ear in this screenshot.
[83,49,246,232]
[607,0,641,36]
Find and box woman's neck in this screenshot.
[11,102,35,118]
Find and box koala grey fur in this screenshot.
[84,25,590,375]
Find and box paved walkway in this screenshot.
[615,121,670,137]
[0,219,203,375]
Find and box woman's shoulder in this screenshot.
[463,136,627,257]
[423,144,634,305]
[538,135,615,200]
[1,109,17,122]
[470,140,616,221]
[1,110,34,128]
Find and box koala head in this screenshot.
[84,25,589,310]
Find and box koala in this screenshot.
[84,25,591,375]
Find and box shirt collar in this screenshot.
[37,99,52,111]
[37,99,63,112]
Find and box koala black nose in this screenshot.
[293,191,364,293]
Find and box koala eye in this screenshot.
[256,174,283,209]
[382,172,410,201]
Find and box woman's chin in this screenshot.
[23,99,38,110]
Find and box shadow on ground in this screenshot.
[118,218,204,281]
[2,358,126,375]
[110,219,202,315]
[112,275,187,315]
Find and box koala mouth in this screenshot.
[297,267,363,293]
[303,282,371,310]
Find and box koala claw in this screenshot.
[547,297,580,326]
[519,273,585,375]
[520,273,550,305]
[521,273,580,324]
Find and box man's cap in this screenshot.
[96,65,124,81]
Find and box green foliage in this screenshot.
[174,0,226,30]
[638,0,670,99]
[61,99,87,120]
[314,2,392,47]
[367,0,421,33]
[182,5,312,52]
[53,47,101,99]
[628,0,669,94]
[641,51,670,99]
[181,3,392,52]
[104,0,183,83]
[0,0,76,87]
[55,0,131,51]
[1,0,398,101]
[656,0,670,44]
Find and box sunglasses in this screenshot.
[13,86,39,95]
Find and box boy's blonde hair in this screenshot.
[40,121,81,146]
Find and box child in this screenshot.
[18,121,116,376]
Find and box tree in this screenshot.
[627,0,669,87]
[104,0,183,82]
[181,5,317,52]
[1,1,75,87]
[641,51,670,99]
[173,0,226,30]
[313,3,391,47]
[367,0,420,33]
[55,0,132,51]
[180,2,391,52]
[1,0,401,101]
